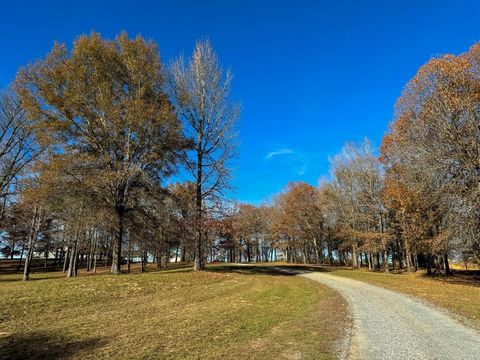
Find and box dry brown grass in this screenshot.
[0,263,348,360]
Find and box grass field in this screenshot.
[3,261,478,359]
[329,268,480,330]
[0,264,348,360]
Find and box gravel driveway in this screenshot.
[302,272,480,360]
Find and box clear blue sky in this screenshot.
[1,1,479,203]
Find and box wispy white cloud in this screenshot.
[264,145,329,178]
[265,148,294,160]
[297,164,307,175]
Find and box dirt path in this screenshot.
[302,272,480,360]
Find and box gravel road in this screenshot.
[302,272,480,360]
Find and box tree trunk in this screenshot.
[63,245,70,273]
[67,230,79,278]
[89,229,97,271]
[23,205,40,281]
[111,209,124,274]
[0,195,7,229]
[396,239,403,269]
[127,232,132,273]
[158,250,163,268]
[105,235,111,267]
[405,244,413,272]
[44,238,49,269]
[352,243,359,268]
[54,247,60,267]
[426,253,432,275]
[16,242,25,272]
[73,247,79,276]
[384,248,389,273]
[93,242,98,274]
[443,253,451,275]
[313,237,320,264]
[194,139,204,271]
[181,245,186,262]
[141,250,147,273]
[327,242,334,265]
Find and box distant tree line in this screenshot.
[219,43,480,274]
[0,34,479,279]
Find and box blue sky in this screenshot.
[1,1,479,203]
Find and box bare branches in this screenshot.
[169,39,240,271]
[169,39,240,201]
[0,90,44,198]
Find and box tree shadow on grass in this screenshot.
[207,264,334,276]
[0,259,64,275]
[0,331,107,360]
[422,270,480,287]
[0,273,66,283]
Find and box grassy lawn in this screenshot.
[0,264,348,360]
[329,268,480,330]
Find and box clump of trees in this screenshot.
[1,34,479,279]
[0,32,239,279]
[380,42,480,273]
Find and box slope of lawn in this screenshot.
[330,268,480,330]
[0,264,348,360]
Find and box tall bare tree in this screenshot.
[170,39,240,271]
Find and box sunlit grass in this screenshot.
[0,264,348,360]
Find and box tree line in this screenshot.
[1,34,479,279]
[222,42,480,274]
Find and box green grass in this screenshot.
[330,268,480,330]
[0,264,348,360]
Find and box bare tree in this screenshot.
[326,140,386,269]
[0,90,42,203]
[170,39,240,271]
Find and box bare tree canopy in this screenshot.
[169,39,240,271]
[0,90,43,199]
